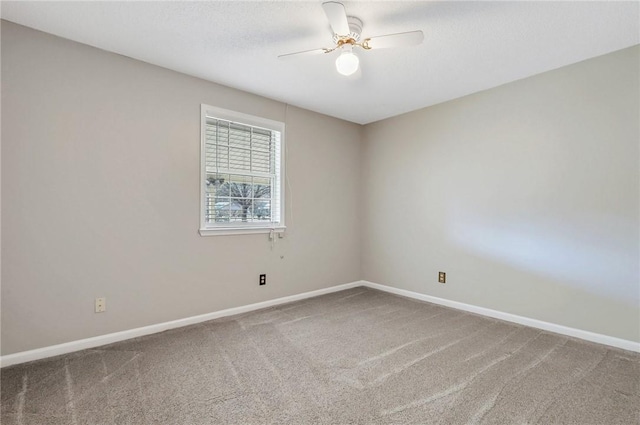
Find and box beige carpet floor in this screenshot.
[1,287,639,424]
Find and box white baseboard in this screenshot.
[361,281,640,353]
[0,281,362,368]
[3,279,637,367]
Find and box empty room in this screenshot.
[1,1,638,424]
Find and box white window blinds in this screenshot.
[200,105,284,234]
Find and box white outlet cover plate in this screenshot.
[95,298,106,313]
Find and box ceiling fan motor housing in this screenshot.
[333,16,363,43]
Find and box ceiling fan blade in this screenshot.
[322,2,350,36]
[278,48,328,60]
[365,30,424,50]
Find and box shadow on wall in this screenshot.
[449,207,639,307]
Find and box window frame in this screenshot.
[199,104,285,236]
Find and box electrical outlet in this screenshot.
[95,297,106,313]
[259,274,266,286]
[438,272,446,284]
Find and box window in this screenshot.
[200,105,285,236]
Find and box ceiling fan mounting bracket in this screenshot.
[336,38,355,47]
[329,37,372,53]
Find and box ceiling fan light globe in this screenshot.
[336,51,359,76]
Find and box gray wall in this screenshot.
[1,21,362,355]
[3,21,638,356]
[362,45,640,342]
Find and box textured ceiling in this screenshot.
[2,1,638,124]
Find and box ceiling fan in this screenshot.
[278,2,424,76]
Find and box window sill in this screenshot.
[199,226,286,237]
